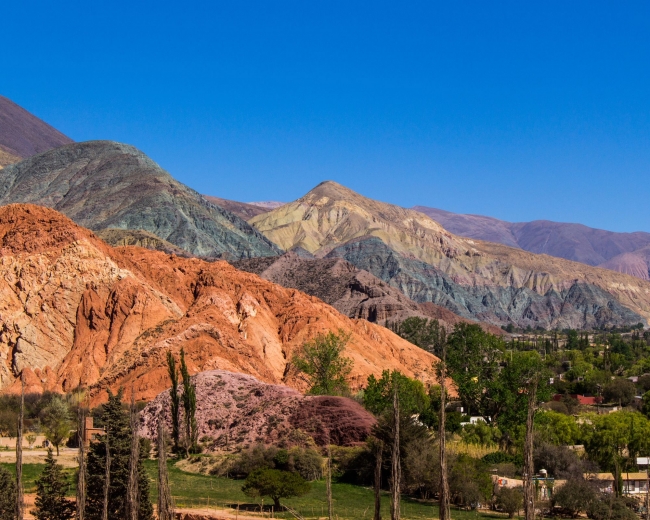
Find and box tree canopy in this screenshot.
[292,330,353,396]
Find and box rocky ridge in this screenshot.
[0,204,439,403]
[249,181,650,329]
[0,141,281,259]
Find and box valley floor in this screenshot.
[1,456,507,520]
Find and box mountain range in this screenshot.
[0,95,72,168]
[249,181,650,329]
[415,206,650,281]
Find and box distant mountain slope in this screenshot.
[203,196,270,220]
[0,95,72,167]
[0,141,281,259]
[250,181,650,329]
[414,206,650,280]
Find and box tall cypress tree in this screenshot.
[166,351,180,452]
[179,349,197,455]
[32,449,75,520]
[85,390,153,520]
[0,466,16,520]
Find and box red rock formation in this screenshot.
[0,204,440,404]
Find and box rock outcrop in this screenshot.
[0,141,281,259]
[232,252,504,334]
[139,370,375,449]
[249,181,650,329]
[0,95,72,168]
[0,204,439,403]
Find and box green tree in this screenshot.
[534,411,579,446]
[581,411,650,496]
[241,469,310,509]
[390,317,446,354]
[362,370,429,417]
[292,330,353,396]
[445,323,504,416]
[85,389,153,520]
[179,349,198,454]
[166,351,180,452]
[603,378,636,406]
[32,448,75,520]
[0,466,16,520]
[41,395,72,456]
[496,487,523,518]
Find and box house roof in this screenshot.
[585,473,615,481]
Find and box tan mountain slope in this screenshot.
[249,181,650,325]
[0,204,439,403]
[249,180,462,262]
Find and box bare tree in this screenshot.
[102,430,110,520]
[157,421,174,520]
[438,347,451,520]
[373,439,383,520]
[523,375,540,520]
[326,441,333,520]
[127,392,140,520]
[390,389,400,520]
[77,406,87,520]
[15,373,24,520]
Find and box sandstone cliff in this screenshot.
[0,204,438,403]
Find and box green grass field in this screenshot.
[2,460,505,520]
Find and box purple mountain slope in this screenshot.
[0,96,73,167]
[414,206,650,280]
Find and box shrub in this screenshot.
[496,487,523,518]
[552,479,597,517]
[587,494,638,520]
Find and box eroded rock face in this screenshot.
[138,370,375,449]
[0,204,439,403]
[232,252,504,334]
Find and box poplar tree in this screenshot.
[32,449,75,520]
[166,351,180,452]
[179,349,197,455]
[156,422,174,520]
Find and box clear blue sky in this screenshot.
[2,1,649,232]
